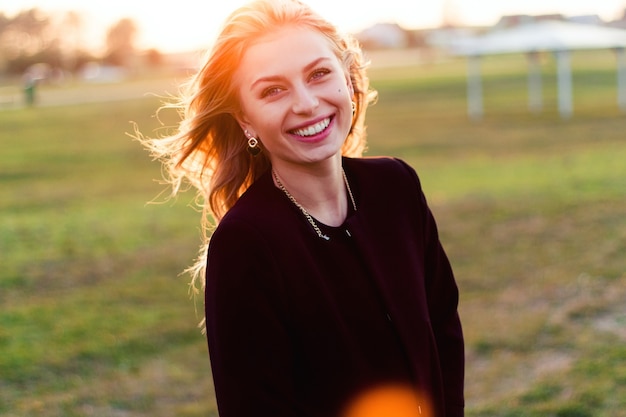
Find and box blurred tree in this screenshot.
[0,10,140,76]
[103,18,137,67]
[0,13,9,72]
[0,9,54,73]
[144,48,164,67]
[0,13,9,34]
[59,11,82,70]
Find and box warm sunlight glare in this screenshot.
[342,384,433,417]
[4,0,626,52]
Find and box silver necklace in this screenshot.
[272,168,357,241]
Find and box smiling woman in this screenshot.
[134,1,465,416]
[233,26,356,178]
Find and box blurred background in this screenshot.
[1,1,625,416]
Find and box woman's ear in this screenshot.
[234,112,255,138]
[243,129,258,139]
[239,122,257,140]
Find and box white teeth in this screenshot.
[292,118,330,137]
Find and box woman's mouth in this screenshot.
[289,117,332,138]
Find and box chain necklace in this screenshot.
[272,168,357,241]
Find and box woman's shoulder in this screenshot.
[344,156,422,188]
[210,171,296,244]
[345,155,416,173]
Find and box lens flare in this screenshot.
[342,384,433,417]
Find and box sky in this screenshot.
[3,0,626,53]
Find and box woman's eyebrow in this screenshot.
[251,57,333,89]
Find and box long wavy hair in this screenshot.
[137,0,377,295]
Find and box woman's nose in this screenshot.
[291,85,319,114]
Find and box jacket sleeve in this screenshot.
[399,159,465,417]
[204,218,311,417]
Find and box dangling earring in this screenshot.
[245,130,261,156]
[351,101,356,114]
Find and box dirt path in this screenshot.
[0,77,182,109]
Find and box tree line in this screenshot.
[0,8,162,76]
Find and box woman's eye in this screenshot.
[261,86,282,98]
[310,68,330,81]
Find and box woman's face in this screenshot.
[234,25,353,170]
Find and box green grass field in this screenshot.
[1,49,625,416]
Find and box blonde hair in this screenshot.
[138,0,377,294]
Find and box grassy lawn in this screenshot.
[1,49,625,416]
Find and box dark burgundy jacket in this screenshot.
[205,157,464,417]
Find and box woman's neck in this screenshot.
[271,157,348,227]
